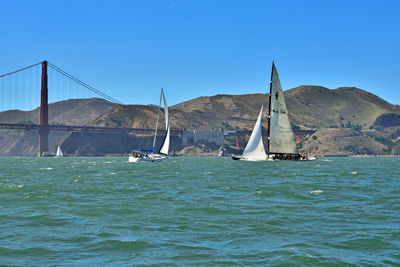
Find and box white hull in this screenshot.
[306,156,317,161]
[242,158,274,162]
[232,155,273,161]
[128,153,166,163]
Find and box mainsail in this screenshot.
[241,106,267,161]
[268,63,298,154]
[158,90,170,155]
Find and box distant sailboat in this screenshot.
[55,145,63,157]
[232,106,268,161]
[128,89,170,162]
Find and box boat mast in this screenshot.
[267,62,274,157]
[152,88,163,150]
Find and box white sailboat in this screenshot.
[232,106,268,161]
[128,89,170,163]
[55,145,63,157]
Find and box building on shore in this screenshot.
[182,128,224,147]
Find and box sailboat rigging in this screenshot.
[128,88,170,162]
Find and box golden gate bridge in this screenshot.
[0,61,179,156]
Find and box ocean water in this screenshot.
[0,156,399,266]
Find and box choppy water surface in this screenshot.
[0,156,399,265]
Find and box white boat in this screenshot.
[129,89,170,163]
[232,106,270,161]
[55,145,63,157]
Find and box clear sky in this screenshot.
[1,0,399,106]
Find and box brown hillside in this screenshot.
[93,86,400,132]
[93,93,270,130]
[285,86,400,128]
[300,128,387,155]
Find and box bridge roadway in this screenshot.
[0,123,180,135]
[0,123,315,136]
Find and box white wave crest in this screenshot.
[309,190,323,195]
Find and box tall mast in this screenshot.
[266,61,274,156]
[152,88,163,150]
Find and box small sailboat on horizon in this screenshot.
[55,145,63,157]
[128,88,170,163]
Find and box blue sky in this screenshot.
[1,0,399,106]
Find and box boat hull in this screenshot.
[232,155,272,161]
[129,153,166,163]
[269,154,317,161]
[232,154,316,161]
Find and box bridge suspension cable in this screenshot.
[0,62,42,79]
[47,62,124,105]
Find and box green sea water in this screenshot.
[0,156,399,266]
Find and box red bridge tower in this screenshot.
[38,61,49,156]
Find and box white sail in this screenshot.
[158,90,170,155]
[241,106,267,161]
[56,146,63,157]
[268,63,298,154]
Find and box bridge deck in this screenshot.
[0,123,180,135]
[0,123,314,135]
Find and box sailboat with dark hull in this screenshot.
[232,62,316,161]
[267,62,299,160]
[267,62,316,161]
